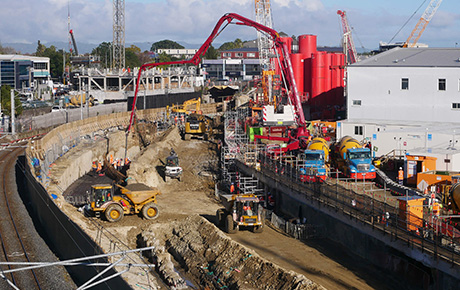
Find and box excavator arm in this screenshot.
[127,13,306,135]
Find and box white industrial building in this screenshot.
[338,47,460,171]
[347,47,460,123]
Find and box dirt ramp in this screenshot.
[164,215,325,290]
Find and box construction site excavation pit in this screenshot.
[51,124,396,290]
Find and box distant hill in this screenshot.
[4,41,373,55]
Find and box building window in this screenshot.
[247,52,256,58]
[354,126,363,135]
[236,53,243,57]
[352,100,361,106]
[223,53,231,57]
[439,78,446,91]
[401,78,409,90]
[34,62,47,70]
[452,103,460,110]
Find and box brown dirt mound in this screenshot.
[140,215,325,290]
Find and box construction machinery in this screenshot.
[180,113,213,141]
[331,136,376,179]
[337,10,358,65]
[167,98,201,119]
[299,137,330,182]
[127,13,307,144]
[403,0,442,48]
[86,183,160,222]
[165,150,183,181]
[216,193,264,233]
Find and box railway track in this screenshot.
[0,145,43,289]
[0,144,74,290]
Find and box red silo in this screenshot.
[303,58,312,102]
[280,37,293,55]
[290,53,304,96]
[323,53,332,104]
[298,35,317,60]
[311,51,327,103]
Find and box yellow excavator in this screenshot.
[180,113,213,141]
[167,98,201,118]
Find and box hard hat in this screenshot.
[399,167,402,170]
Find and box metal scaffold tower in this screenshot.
[255,0,276,103]
[113,0,125,69]
[221,108,250,183]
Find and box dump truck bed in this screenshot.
[118,183,160,204]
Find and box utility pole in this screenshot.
[10,89,15,135]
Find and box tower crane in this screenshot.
[337,10,358,65]
[255,0,276,104]
[403,0,442,48]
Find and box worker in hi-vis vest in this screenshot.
[398,167,404,185]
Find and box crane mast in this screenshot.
[255,0,276,104]
[337,10,358,65]
[403,0,442,48]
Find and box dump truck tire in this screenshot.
[225,214,237,234]
[105,204,124,222]
[216,209,225,227]
[142,203,159,220]
[252,219,264,233]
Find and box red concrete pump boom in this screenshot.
[127,13,306,136]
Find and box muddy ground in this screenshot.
[62,126,399,289]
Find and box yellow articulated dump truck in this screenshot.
[86,183,160,222]
[216,193,264,234]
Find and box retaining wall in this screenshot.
[236,159,460,290]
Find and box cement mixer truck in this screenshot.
[447,182,460,212]
[299,137,329,182]
[332,136,376,179]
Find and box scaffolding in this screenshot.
[221,108,251,184]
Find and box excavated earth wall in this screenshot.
[139,215,325,290]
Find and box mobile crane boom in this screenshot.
[127,13,306,136]
[337,10,358,64]
[69,29,79,55]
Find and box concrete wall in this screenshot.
[17,157,131,289]
[236,160,460,290]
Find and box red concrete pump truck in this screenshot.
[126,13,308,144]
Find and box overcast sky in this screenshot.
[1,0,459,50]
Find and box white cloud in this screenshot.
[273,0,324,11]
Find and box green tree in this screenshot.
[150,40,184,51]
[91,42,112,68]
[125,45,141,68]
[218,38,244,51]
[0,43,16,54]
[1,85,23,116]
[204,44,218,59]
[35,40,46,56]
